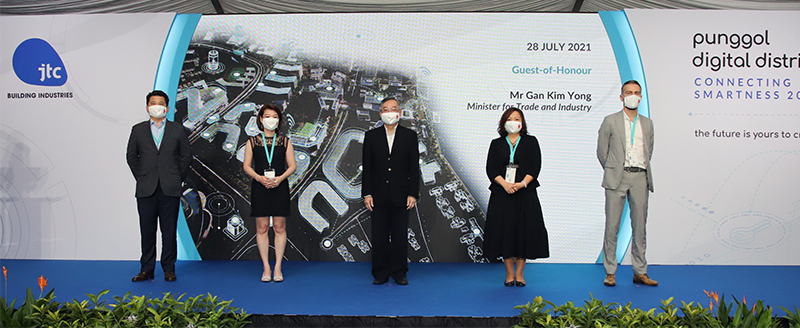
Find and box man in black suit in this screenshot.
[126,90,191,282]
[362,97,420,285]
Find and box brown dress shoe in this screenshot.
[164,272,177,282]
[603,274,616,286]
[633,274,658,286]
[132,272,154,282]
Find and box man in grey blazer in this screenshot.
[597,80,658,287]
[126,90,191,282]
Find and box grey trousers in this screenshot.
[603,170,649,275]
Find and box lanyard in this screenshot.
[152,123,165,149]
[629,114,638,146]
[505,136,520,164]
[260,132,277,168]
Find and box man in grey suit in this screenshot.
[126,90,191,282]
[597,80,658,287]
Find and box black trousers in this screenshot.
[371,204,410,280]
[136,184,179,274]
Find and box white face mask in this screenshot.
[505,121,522,134]
[262,117,279,131]
[381,111,400,125]
[623,95,641,109]
[148,105,167,118]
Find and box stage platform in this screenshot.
[1,260,798,325]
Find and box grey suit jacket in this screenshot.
[597,110,654,192]
[126,120,191,198]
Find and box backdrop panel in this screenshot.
[3,11,797,265]
[174,13,618,262]
[1,13,176,260]
[627,10,800,265]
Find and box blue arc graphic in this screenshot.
[154,13,203,261]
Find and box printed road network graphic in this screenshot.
[173,22,488,262]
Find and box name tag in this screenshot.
[264,169,275,179]
[505,164,518,183]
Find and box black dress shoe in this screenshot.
[131,272,154,282]
[515,281,526,287]
[394,277,408,285]
[373,278,388,285]
[164,272,177,282]
[504,280,515,287]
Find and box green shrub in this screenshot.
[516,292,796,328]
[0,289,249,328]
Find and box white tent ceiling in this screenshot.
[1,0,799,15]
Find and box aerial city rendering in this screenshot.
[174,20,488,263]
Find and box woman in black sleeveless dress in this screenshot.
[483,107,549,287]
[243,104,296,282]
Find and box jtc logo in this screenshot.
[12,38,68,86]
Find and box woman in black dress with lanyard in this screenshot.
[484,107,549,287]
[243,104,296,282]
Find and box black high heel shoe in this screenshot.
[515,280,526,287]
[504,280,515,287]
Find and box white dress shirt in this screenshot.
[385,125,396,154]
[623,113,646,169]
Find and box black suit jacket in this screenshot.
[485,135,541,194]
[361,124,421,207]
[126,120,191,198]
